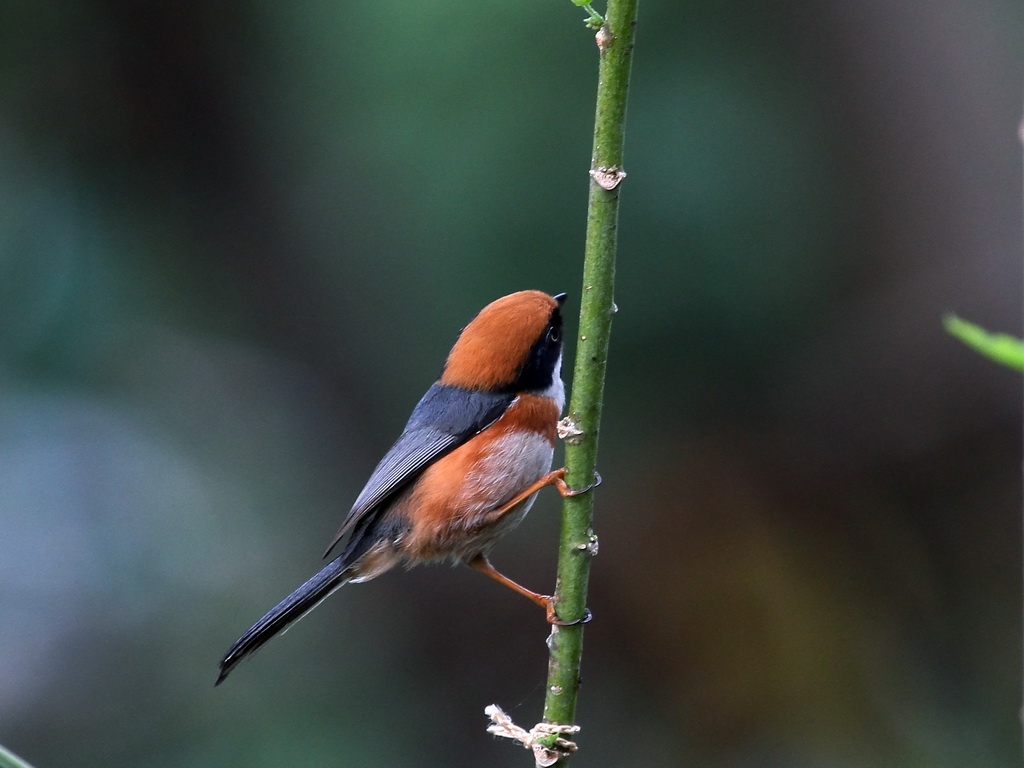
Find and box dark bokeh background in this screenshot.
[1,1,1021,766]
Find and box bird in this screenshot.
[216,290,595,685]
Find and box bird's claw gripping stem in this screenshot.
[546,602,593,627]
[552,468,602,498]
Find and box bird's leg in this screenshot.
[492,467,602,518]
[468,469,599,625]
[467,554,590,626]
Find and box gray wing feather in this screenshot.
[323,384,514,558]
[347,429,460,520]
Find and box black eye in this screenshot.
[548,327,560,343]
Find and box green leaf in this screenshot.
[944,315,1024,372]
[571,1,604,27]
[0,745,38,768]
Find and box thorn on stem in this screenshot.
[557,417,585,445]
[576,532,599,557]
[590,166,627,190]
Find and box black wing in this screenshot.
[322,384,515,559]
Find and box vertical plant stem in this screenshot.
[541,0,639,753]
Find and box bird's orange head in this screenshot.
[440,290,566,393]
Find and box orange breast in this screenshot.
[397,394,559,561]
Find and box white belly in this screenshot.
[454,430,554,553]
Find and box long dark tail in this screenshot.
[216,556,350,685]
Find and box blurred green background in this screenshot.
[1,0,1021,766]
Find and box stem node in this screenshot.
[557,416,586,445]
[589,166,627,190]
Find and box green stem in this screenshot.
[541,0,638,758]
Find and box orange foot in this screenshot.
[467,554,593,626]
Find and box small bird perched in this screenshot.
[216,290,593,685]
